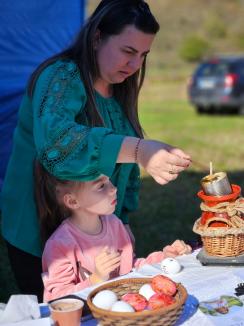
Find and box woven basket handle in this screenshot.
[203,217,233,229]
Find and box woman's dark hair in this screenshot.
[35,161,80,243]
[28,0,159,137]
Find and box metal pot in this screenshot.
[201,172,232,196]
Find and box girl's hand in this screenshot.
[163,240,192,257]
[91,246,121,284]
[138,139,191,185]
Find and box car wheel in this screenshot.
[196,106,205,114]
[239,106,244,115]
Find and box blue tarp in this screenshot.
[0,0,86,191]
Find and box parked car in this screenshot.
[188,56,244,114]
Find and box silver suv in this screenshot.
[188,56,244,114]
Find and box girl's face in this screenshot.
[95,25,155,88]
[70,176,117,216]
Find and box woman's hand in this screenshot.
[137,139,191,185]
[90,246,121,284]
[117,137,191,185]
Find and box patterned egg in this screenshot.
[160,257,181,274]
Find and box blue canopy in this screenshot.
[0,0,86,191]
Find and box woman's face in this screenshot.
[95,25,155,87]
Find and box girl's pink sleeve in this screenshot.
[133,240,192,270]
[42,240,91,302]
[133,251,166,269]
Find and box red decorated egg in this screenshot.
[148,293,175,310]
[122,293,148,312]
[151,275,177,296]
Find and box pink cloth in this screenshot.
[42,215,168,302]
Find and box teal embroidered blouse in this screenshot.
[1,60,140,257]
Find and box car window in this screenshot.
[196,62,229,77]
[233,61,244,75]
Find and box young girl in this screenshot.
[36,163,191,302]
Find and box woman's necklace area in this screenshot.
[94,80,113,98]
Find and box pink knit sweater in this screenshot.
[42,215,168,302]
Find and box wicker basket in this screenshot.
[193,217,244,257]
[87,277,187,326]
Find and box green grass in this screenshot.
[139,81,244,171]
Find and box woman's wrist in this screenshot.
[134,139,141,163]
[135,138,149,168]
[117,137,142,163]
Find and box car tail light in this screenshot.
[224,73,238,88]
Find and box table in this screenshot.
[76,249,244,326]
[5,249,244,326]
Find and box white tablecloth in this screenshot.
[76,249,244,326]
[4,249,244,326]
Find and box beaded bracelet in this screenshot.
[135,139,142,163]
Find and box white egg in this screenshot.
[160,257,182,274]
[139,283,156,300]
[92,290,118,310]
[111,300,135,312]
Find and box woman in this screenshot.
[1,0,191,301]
